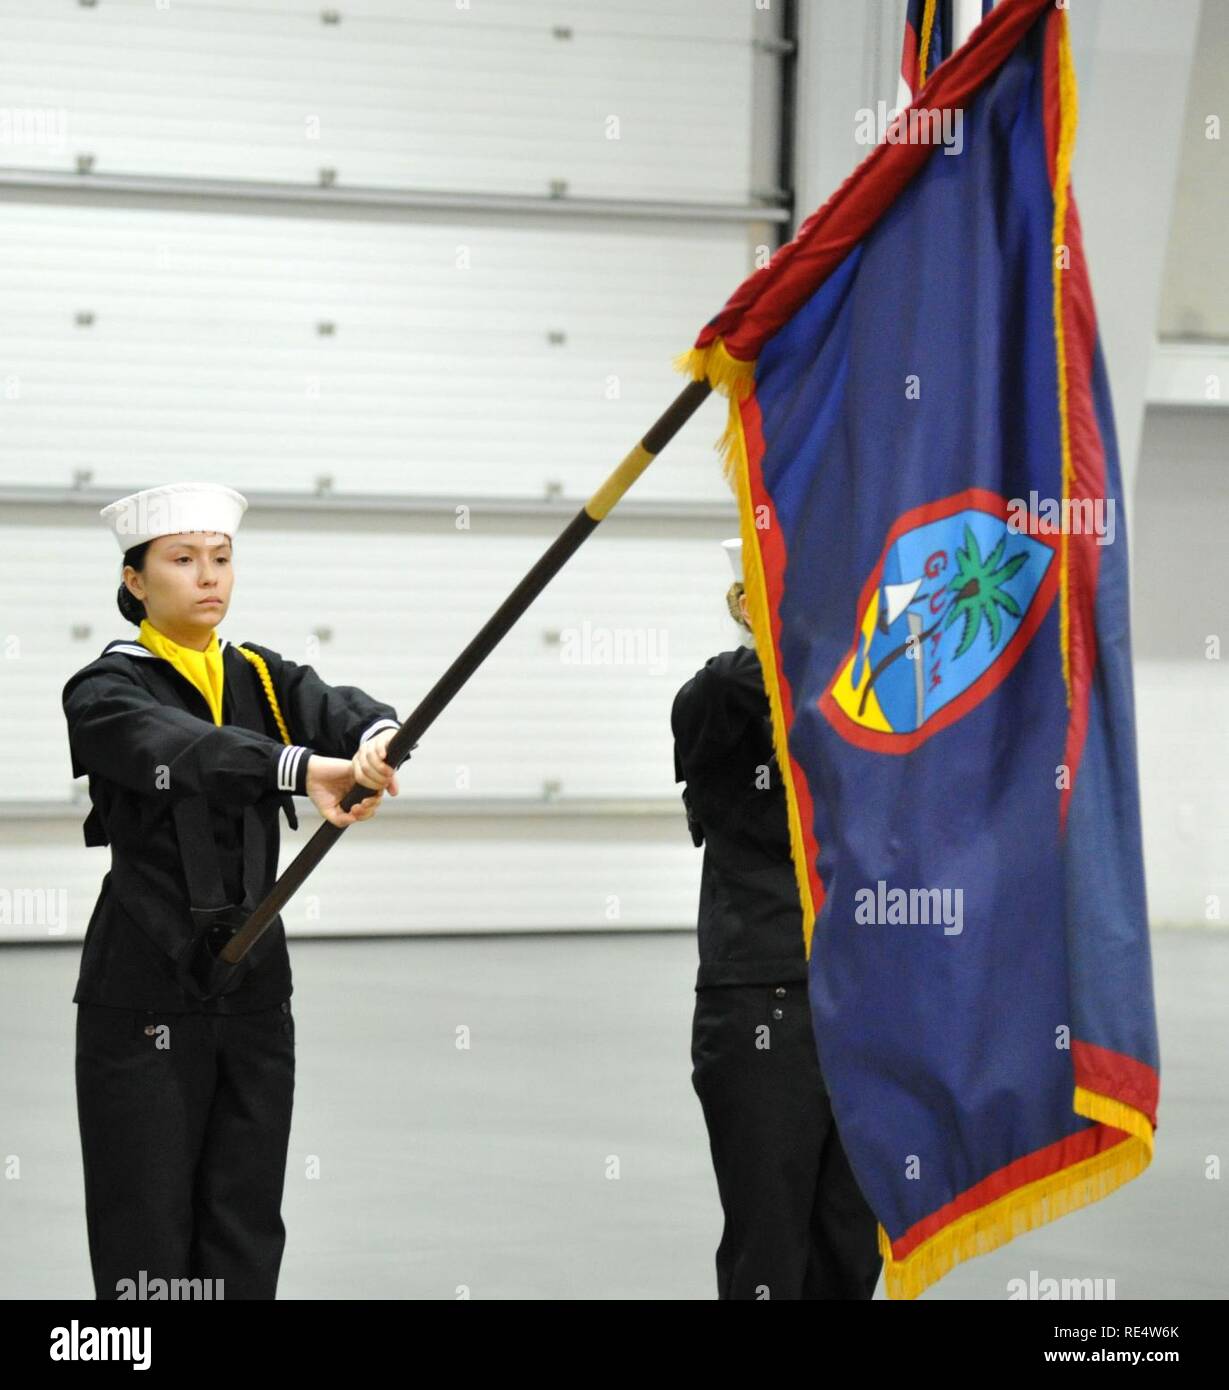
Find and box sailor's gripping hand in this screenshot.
[302,728,403,827]
[305,750,392,827]
[352,727,400,799]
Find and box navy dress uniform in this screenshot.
[63,482,403,1300]
[670,538,882,1300]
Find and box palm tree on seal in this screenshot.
[943,524,1027,656]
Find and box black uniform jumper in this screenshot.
[62,633,399,1299]
[672,643,882,1300]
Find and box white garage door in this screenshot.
[0,0,790,943]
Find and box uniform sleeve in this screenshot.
[671,646,768,772]
[239,640,403,764]
[62,664,314,804]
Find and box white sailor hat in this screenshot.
[721,537,743,583]
[100,482,248,553]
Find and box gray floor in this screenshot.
[1,928,1224,1300]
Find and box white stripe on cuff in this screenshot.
[277,744,309,792]
[358,718,400,745]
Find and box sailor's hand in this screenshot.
[306,756,387,827]
[352,728,400,798]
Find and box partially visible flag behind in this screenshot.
[899,0,996,108]
[675,0,1159,1299]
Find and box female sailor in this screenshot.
[62,480,406,1299]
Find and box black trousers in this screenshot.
[75,1001,295,1300]
[691,981,882,1300]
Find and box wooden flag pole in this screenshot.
[214,377,713,976]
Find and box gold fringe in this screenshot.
[713,400,744,492]
[1051,9,1078,708]
[918,0,939,87]
[672,340,757,402]
[234,644,292,745]
[672,340,759,495]
[880,1090,1155,1300]
[726,395,818,957]
[1074,1086,1155,1150]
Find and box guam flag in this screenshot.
[674,0,1159,1299]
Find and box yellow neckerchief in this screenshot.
[138,617,225,726]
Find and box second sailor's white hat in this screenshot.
[721,537,743,583]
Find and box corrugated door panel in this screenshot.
[0,0,777,943]
[0,201,746,503]
[0,0,755,202]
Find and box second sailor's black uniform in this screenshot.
[672,642,882,1300]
